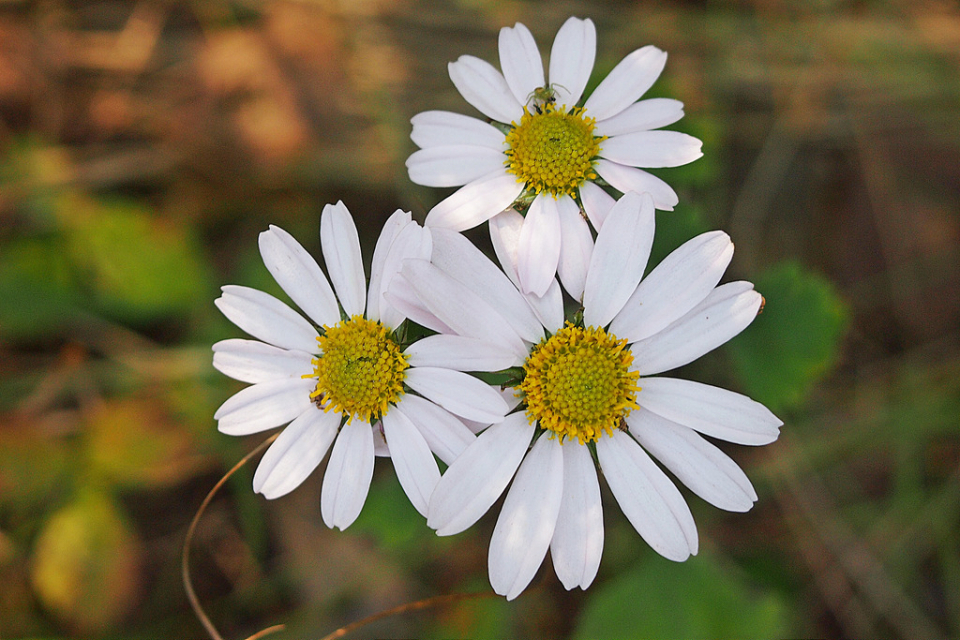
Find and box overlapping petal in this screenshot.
[550,441,604,591]
[253,408,339,499]
[448,55,523,124]
[320,201,366,318]
[321,418,375,530]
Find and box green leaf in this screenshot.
[573,552,793,639]
[0,236,82,339]
[29,489,141,634]
[727,261,848,412]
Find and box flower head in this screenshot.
[406,17,703,296]
[212,203,513,530]
[391,191,781,600]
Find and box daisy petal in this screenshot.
[373,220,432,331]
[518,193,563,297]
[499,22,545,107]
[627,409,758,512]
[594,159,679,211]
[489,435,564,600]
[638,377,782,445]
[404,334,517,372]
[459,385,523,435]
[366,210,413,325]
[611,231,733,343]
[407,145,507,188]
[383,274,454,336]
[401,260,527,359]
[213,339,313,384]
[550,441,603,591]
[593,98,686,137]
[259,225,340,328]
[601,131,703,168]
[431,227,545,345]
[596,430,698,561]
[556,195,594,301]
[549,17,596,107]
[253,408,339,499]
[428,413,535,536]
[631,282,763,375]
[382,408,441,517]
[583,192,655,328]
[216,285,319,352]
[321,418,375,530]
[411,110,507,149]
[584,45,667,122]
[405,366,510,423]
[449,55,523,124]
[214,378,315,436]
[578,181,616,231]
[425,170,526,232]
[394,395,475,465]
[320,201,366,317]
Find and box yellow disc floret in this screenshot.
[519,323,640,444]
[309,315,408,424]
[504,104,604,197]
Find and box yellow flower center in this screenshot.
[504,104,604,197]
[310,315,408,424]
[518,323,640,444]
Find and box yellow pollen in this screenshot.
[504,104,604,197]
[308,315,408,424]
[518,323,640,444]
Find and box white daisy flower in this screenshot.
[406,16,703,297]
[212,202,514,530]
[391,191,781,600]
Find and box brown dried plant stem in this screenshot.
[182,433,281,640]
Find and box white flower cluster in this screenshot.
[212,17,781,600]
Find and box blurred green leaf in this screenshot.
[573,552,793,639]
[0,420,73,515]
[29,489,140,634]
[727,260,848,412]
[57,194,212,323]
[0,236,82,339]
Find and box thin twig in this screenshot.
[182,433,280,640]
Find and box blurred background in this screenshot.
[1,0,958,637]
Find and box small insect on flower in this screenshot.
[526,83,567,113]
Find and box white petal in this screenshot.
[628,409,757,512]
[458,385,523,434]
[253,407,339,499]
[410,110,507,149]
[395,395,475,465]
[449,55,523,124]
[373,421,389,457]
[382,407,441,517]
[593,98,685,137]
[584,46,667,121]
[383,273,454,336]
[372,220,432,331]
[549,17,596,107]
[259,225,340,328]
[637,377,782,445]
[405,366,509,423]
[601,131,703,168]
[631,282,763,375]
[401,260,528,359]
[488,211,566,333]
[578,181,616,231]
[215,285,319,352]
[518,193,562,297]
[499,22,544,107]
[610,231,733,343]
[212,338,313,384]
[556,195,593,301]
[215,378,315,436]
[366,210,413,325]
[428,413,534,535]
[430,227,545,345]
[425,170,525,232]
[594,159,678,211]
[407,145,507,188]
[489,435,564,600]
[321,418,374,530]
[404,334,517,372]
[583,192,655,328]
[596,430,698,561]
[550,442,603,591]
[319,201,366,318]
